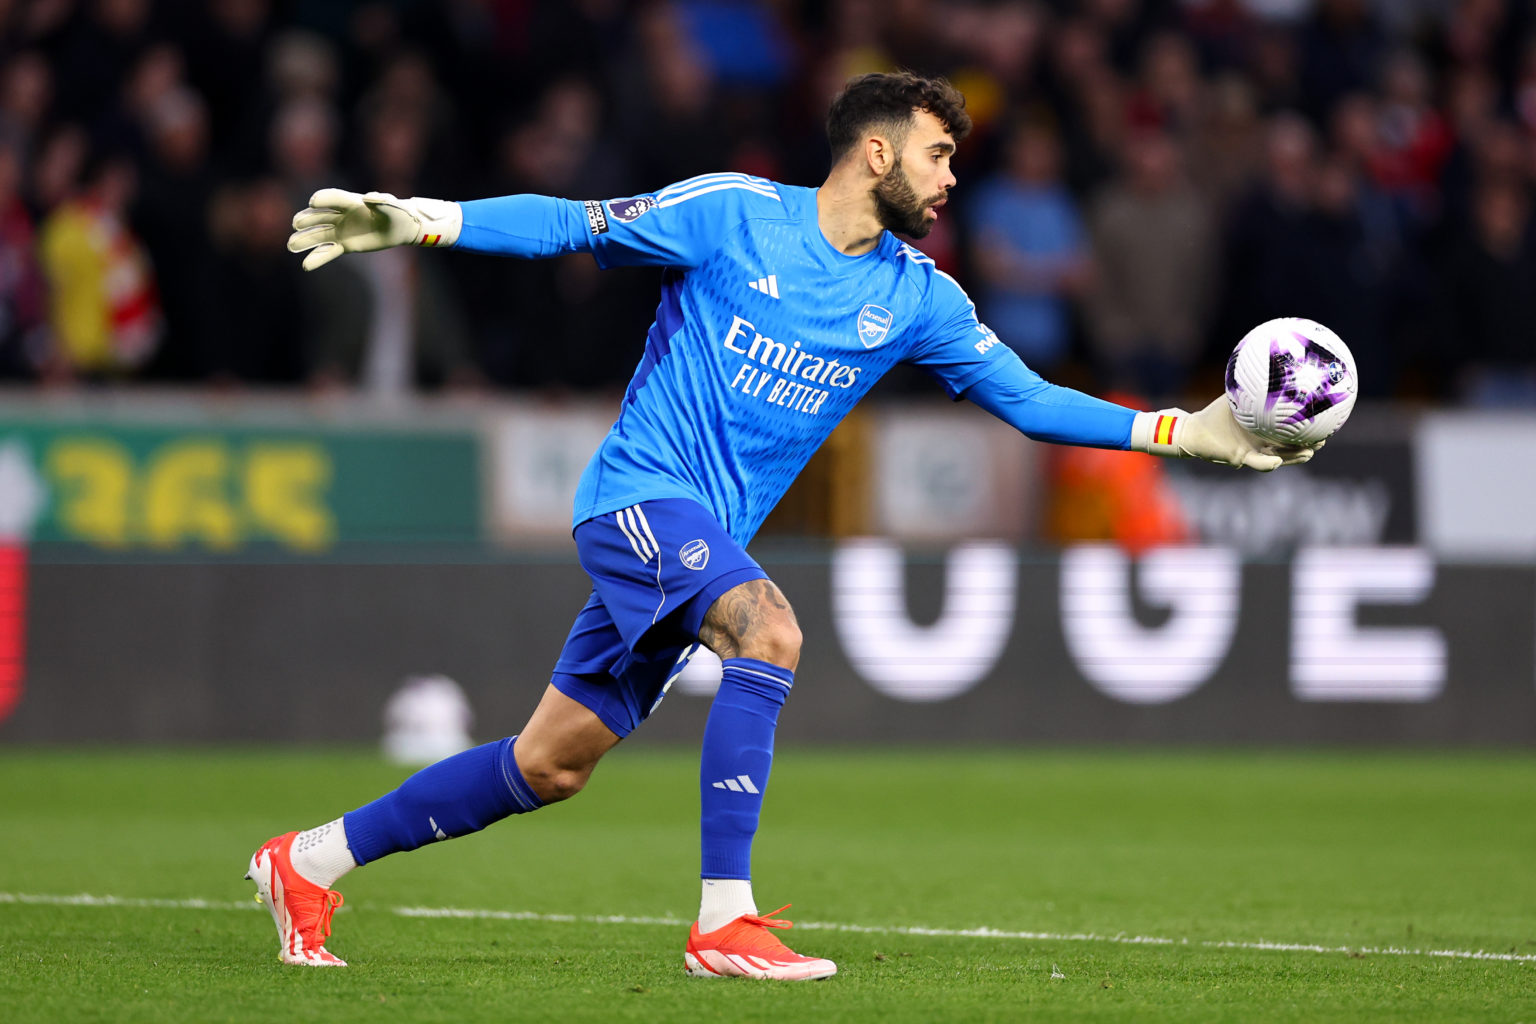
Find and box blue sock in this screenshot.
[343,736,543,865]
[699,657,793,880]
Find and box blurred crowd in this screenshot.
[0,0,1534,405]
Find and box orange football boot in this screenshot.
[685,905,837,980]
[246,831,347,966]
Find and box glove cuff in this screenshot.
[1130,410,1186,457]
[406,197,463,248]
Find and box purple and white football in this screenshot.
[1225,317,1358,446]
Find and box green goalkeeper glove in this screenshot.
[1131,395,1319,471]
[287,188,462,271]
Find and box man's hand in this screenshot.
[287,189,463,271]
[1133,396,1319,471]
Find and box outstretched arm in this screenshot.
[962,356,1136,449]
[963,355,1317,471]
[285,189,594,270]
[287,175,784,271]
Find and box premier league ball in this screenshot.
[1225,317,1358,447]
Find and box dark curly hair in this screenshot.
[825,71,971,163]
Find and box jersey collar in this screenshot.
[805,187,895,274]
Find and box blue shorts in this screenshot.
[551,498,766,737]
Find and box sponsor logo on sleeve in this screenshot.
[973,325,1002,355]
[856,304,894,349]
[584,199,610,235]
[680,539,710,570]
[607,196,657,223]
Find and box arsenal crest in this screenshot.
[857,304,893,348]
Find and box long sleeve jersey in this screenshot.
[454,173,1137,541]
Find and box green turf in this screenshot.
[1,747,1533,1023]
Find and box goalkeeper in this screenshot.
[250,71,1316,977]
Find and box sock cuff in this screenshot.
[340,809,383,866]
[497,736,545,813]
[719,657,795,691]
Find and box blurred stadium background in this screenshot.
[0,0,1531,747]
[3,2,1536,1019]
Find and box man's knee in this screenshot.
[700,579,802,670]
[514,684,623,804]
[742,617,802,669]
[516,752,594,803]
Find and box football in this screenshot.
[1225,317,1358,447]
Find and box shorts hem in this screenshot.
[682,566,770,638]
[550,672,637,739]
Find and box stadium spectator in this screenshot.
[1064,65,1133,201]
[1370,50,1454,223]
[1179,0,1262,73]
[297,251,478,397]
[617,3,730,187]
[1186,73,1265,212]
[1128,31,1206,138]
[0,138,45,379]
[0,51,51,160]
[464,77,647,392]
[36,151,160,380]
[1217,113,1317,345]
[265,29,341,105]
[1441,177,1536,405]
[1433,0,1515,81]
[1246,23,1304,115]
[1296,0,1386,123]
[672,0,794,90]
[966,118,1090,374]
[1041,17,1127,198]
[1437,65,1502,232]
[206,177,307,384]
[108,42,185,158]
[949,1,1050,105]
[28,121,87,213]
[1298,154,1396,396]
[353,50,461,195]
[1513,35,1536,140]
[1084,125,1217,399]
[180,0,273,167]
[269,96,343,209]
[133,88,218,381]
[50,0,155,127]
[1329,93,1409,232]
[283,98,479,399]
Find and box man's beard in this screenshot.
[872,158,944,238]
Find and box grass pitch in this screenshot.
[1,746,1533,1023]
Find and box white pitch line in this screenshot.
[4,892,1534,965]
[395,907,1536,964]
[0,892,258,912]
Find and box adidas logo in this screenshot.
[711,774,760,794]
[746,275,780,299]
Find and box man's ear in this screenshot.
[864,134,894,176]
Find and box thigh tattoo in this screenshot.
[699,579,798,660]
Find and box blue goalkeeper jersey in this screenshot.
[456,172,1135,541]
